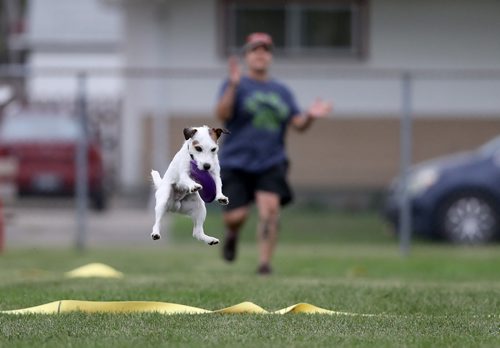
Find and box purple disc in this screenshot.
[190,160,216,203]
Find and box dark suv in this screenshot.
[384,136,500,244]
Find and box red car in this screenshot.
[0,113,108,210]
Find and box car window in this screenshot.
[479,136,500,156]
[0,116,82,142]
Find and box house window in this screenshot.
[222,0,368,58]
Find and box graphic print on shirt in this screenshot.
[244,91,290,131]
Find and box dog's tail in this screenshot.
[151,170,162,189]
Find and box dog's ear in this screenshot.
[211,127,231,141]
[183,127,198,140]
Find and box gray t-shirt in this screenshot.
[218,76,301,172]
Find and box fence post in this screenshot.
[399,71,413,256]
[75,72,89,251]
[0,199,4,253]
[0,157,17,253]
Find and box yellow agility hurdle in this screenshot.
[1,300,372,316]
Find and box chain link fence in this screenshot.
[1,66,499,252]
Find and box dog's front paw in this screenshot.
[207,237,219,245]
[151,232,161,241]
[190,183,202,193]
[216,195,229,205]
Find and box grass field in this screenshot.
[1,207,499,347]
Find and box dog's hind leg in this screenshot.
[181,195,219,245]
[151,185,171,241]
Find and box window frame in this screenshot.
[218,0,369,59]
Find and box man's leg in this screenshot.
[222,206,249,261]
[255,191,281,274]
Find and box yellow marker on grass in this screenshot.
[64,263,124,279]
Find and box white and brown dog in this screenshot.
[150,126,229,245]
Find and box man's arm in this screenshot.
[215,56,241,122]
[291,98,333,132]
[290,112,314,132]
[215,82,238,122]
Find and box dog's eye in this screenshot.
[211,148,216,152]
[195,146,202,152]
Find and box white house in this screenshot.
[26,0,500,193]
[27,0,123,98]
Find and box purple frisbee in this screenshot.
[190,160,216,203]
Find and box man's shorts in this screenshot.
[221,162,293,211]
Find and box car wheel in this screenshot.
[438,193,498,244]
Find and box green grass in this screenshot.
[1,207,499,347]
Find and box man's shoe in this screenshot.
[257,264,272,275]
[223,234,237,262]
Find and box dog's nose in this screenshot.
[203,163,211,170]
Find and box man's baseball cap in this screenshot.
[243,32,274,52]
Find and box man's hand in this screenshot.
[306,98,333,118]
[228,55,242,86]
[291,98,333,132]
